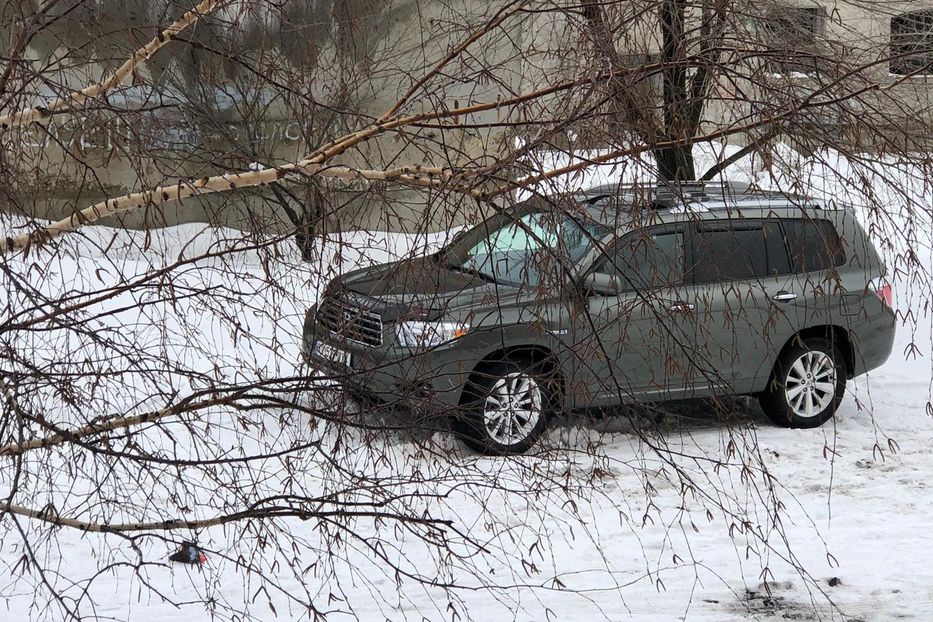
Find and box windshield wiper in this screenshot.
[447,263,498,284]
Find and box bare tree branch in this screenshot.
[0,0,227,130]
[1,502,452,533]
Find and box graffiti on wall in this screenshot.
[5,116,309,154]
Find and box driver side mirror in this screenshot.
[582,272,623,296]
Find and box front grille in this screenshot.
[317,295,383,346]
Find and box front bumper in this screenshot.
[302,307,473,410]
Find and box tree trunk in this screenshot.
[656,145,696,181]
[658,0,696,181]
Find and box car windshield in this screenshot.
[445,208,609,287]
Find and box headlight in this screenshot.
[395,320,470,348]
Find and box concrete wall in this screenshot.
[713,0,933,150]
[0,0,528,233]
[1,0,931,235]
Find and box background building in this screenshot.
[1,0,931,236]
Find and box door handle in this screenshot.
[669,302,695,313]
[772,291,797,302]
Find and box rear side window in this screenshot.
[781,219,846,272]
[691,224,790,284]
[595,230,685,290]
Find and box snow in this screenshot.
[1,144,932,621]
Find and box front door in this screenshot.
[571,224,696,404]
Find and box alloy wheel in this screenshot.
[483,372,543,445]
[784,351,836,419]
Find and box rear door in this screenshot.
[683,221,801,395]
[573,223,696,403]
[781,217,849,316]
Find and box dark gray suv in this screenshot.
[303,184,895,454]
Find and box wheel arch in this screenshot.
[779,324,855,379]
[459,344,565,408]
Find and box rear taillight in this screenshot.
[869,277,893,308]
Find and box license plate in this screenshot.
[312,341,351,367]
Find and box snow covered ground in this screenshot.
[1,145,932,621]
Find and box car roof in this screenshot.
[563,181,826,228]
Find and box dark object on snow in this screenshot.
[169,541,207,565]
[828,577,843,587]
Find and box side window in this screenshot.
[691,224,790,284]
[758,6,823,74]
[890,10,933,76]
[782,219,846,273]
[595,230,685,290]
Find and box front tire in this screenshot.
[759,337,847,428]
[455,358,555,455]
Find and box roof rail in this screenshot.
[581,180,750,196]
[654,180,750,196]
[578,180,821,213]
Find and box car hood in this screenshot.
[333,254,522,321]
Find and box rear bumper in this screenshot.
[848,311,896,377]
[302,308,472,410]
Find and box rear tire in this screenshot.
[759,337,847,428]
[455,358,556,455]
